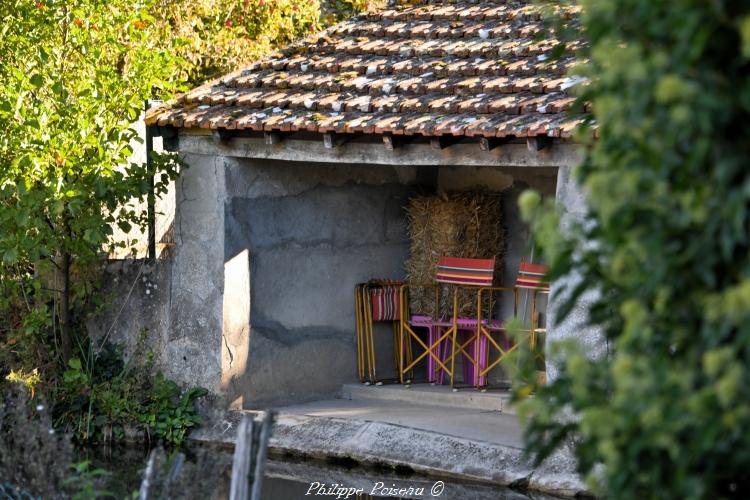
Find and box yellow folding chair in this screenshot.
[355,280,409,385]
[399,257,499,388]
[472,261,550,389]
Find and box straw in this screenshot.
[405,192,504,317]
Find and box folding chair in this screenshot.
[399,257,501,388]
[355,280,409,385]
[516,261,550,385]
[471,261,549,390]
[436,257,514,389]
[397,282,439,385]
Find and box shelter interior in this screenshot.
[218,151,557,406]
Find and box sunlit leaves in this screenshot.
[0,0,181,354]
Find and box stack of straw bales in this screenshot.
[405,192,504,317]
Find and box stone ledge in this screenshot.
[190,409,587,497]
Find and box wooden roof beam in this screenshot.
[479,137,512,152]
[264,132,282,145]
[323,133,351,149]
[527,136,553,152]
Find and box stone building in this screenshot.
[116,0,594,410]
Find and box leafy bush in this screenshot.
[140,378,208,446]
[150,0,323,87]
[0,0,183,365]
[54,342,207,447]
[519,1,750,498]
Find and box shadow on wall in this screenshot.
[219,169,417,409]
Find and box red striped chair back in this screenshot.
[436,257,496,287]
[370,284,401,321]
[516,261,550,291]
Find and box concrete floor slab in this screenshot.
[279,398,523,449]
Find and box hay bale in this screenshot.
[405,192,504,317]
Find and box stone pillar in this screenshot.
[546,166,607,382]
[165,153,226,393]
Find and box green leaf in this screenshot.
[2,248,18,264]
[741,16,750,59]
[29,73,43,88]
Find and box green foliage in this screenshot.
[141,380,208,446]
[63,461,112,500]
[55,342,207,447]
[0,0,370,455]
[149,0,320,87]
[0,0,182,365]
[518,1,750,498]
[0,0,180,267]
[149,0,375,87]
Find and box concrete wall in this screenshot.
[222,159,418,407]
[221,160,556,401]
[92,143,565,408]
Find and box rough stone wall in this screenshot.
[165,154,228,392]
[546,166,606,381]
[89,154,228,394]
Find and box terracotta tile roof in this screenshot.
[146,0,587,139]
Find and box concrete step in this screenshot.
[341,382,516,414]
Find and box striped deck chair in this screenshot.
[399,257,505,388]
[355,280,408,385]
[516,262,551,292]
[516,261,550,366]
[474,261,549,389]
[436,257,509,389]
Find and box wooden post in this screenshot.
[161,452,185,498]
[138,449,157,500]
[526,136,552,152]
[145,101,156,262]
[250,411,276,500]
[479,137,510,151]
[230,415,254,500]
[264,132,281,145]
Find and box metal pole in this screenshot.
[145,100,156,261]
[521,246,535,324]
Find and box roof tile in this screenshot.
[146,0,587,140]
